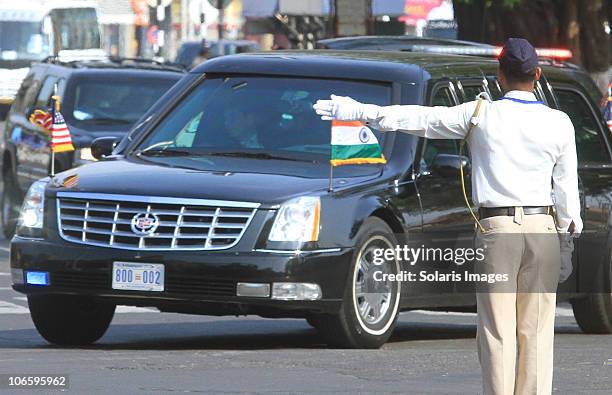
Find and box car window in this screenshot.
[555,89,610,164]
[57,78,66,97]
[421,86,460,172]
[461,84,484,102]
[35,76,58,109]
[137,76,392,162]
[431,86,454,106]
[487,77,503,100]
[539,77,557,107]
[64,76,178,129]
[11,73,35,114]
[22,79,41,113]
[534,81,549,104]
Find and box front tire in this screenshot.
[571,294,612,333]
[318,217,401,348]
[28,295,116,346]
[571,252,612,334]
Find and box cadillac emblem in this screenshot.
[131,212,160,236]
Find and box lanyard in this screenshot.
[500,96,544,105]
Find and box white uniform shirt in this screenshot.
[364,90,582,234]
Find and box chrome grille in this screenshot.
[56,192,259,250]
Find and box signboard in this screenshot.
[400,0,443,25]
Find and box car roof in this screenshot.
[194,50,498,83]
[194,50,586,87]
[317,35,494,50]
[34,57,186,74]
[31,62,184,80]
[68,68,183,79]
[181,40,259,47]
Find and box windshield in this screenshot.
[136,76,391,164]
[65,76,179,129]
[0,21,49,61]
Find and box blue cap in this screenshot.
[498,38,538,74]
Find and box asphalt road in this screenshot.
[0,238,610,394]
[0,115,610,392]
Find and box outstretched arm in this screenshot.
[313,95,478,140]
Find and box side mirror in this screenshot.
[431,153,470,178]
[91,137,119,160]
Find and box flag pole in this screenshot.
[50,83,59,177]
[328,162,334,192]
[328,126,334,192]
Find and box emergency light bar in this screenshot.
[410,45,573,61]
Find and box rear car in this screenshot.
[1,58,184,236]
[10,51,612,348]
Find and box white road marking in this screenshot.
[555,306,575,317]
[0,287,13,290]
[0,302,157,314]
[0,246,10,252]
[115,306,158,314]
[406,310,476,317]
[0,273,9,276]
[406,307,574,318]
[0,300,28,314]
[13,296,26,301]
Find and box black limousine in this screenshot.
[10,51,612,348]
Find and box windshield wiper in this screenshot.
[206,151,309,162]
[82,118,132,125]
[136,147,192,157]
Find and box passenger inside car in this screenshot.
[223,107,264,149]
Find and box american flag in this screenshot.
[28,109,53,132]
[51,110,74,153]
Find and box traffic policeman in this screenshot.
[314,38,582,395]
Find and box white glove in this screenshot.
[313,95,378,122]
[558,231,574,283]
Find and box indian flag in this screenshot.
[330,121,386,166]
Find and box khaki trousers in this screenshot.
[475,209,560,395]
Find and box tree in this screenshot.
[452,0,611,92]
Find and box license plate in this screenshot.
[112,262,164,292]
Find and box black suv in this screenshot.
[10,51,612,348]
[1,58,184,236]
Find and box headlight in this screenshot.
[18,179,48,229]
[79,147,97,161]
[268,196,320,242]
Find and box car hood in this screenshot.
[50,158,381,207]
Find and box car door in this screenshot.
[412,81,474,299]
[552,85,612,294]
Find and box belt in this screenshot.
[478,206,552,220]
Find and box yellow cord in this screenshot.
[460,98,485,233]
